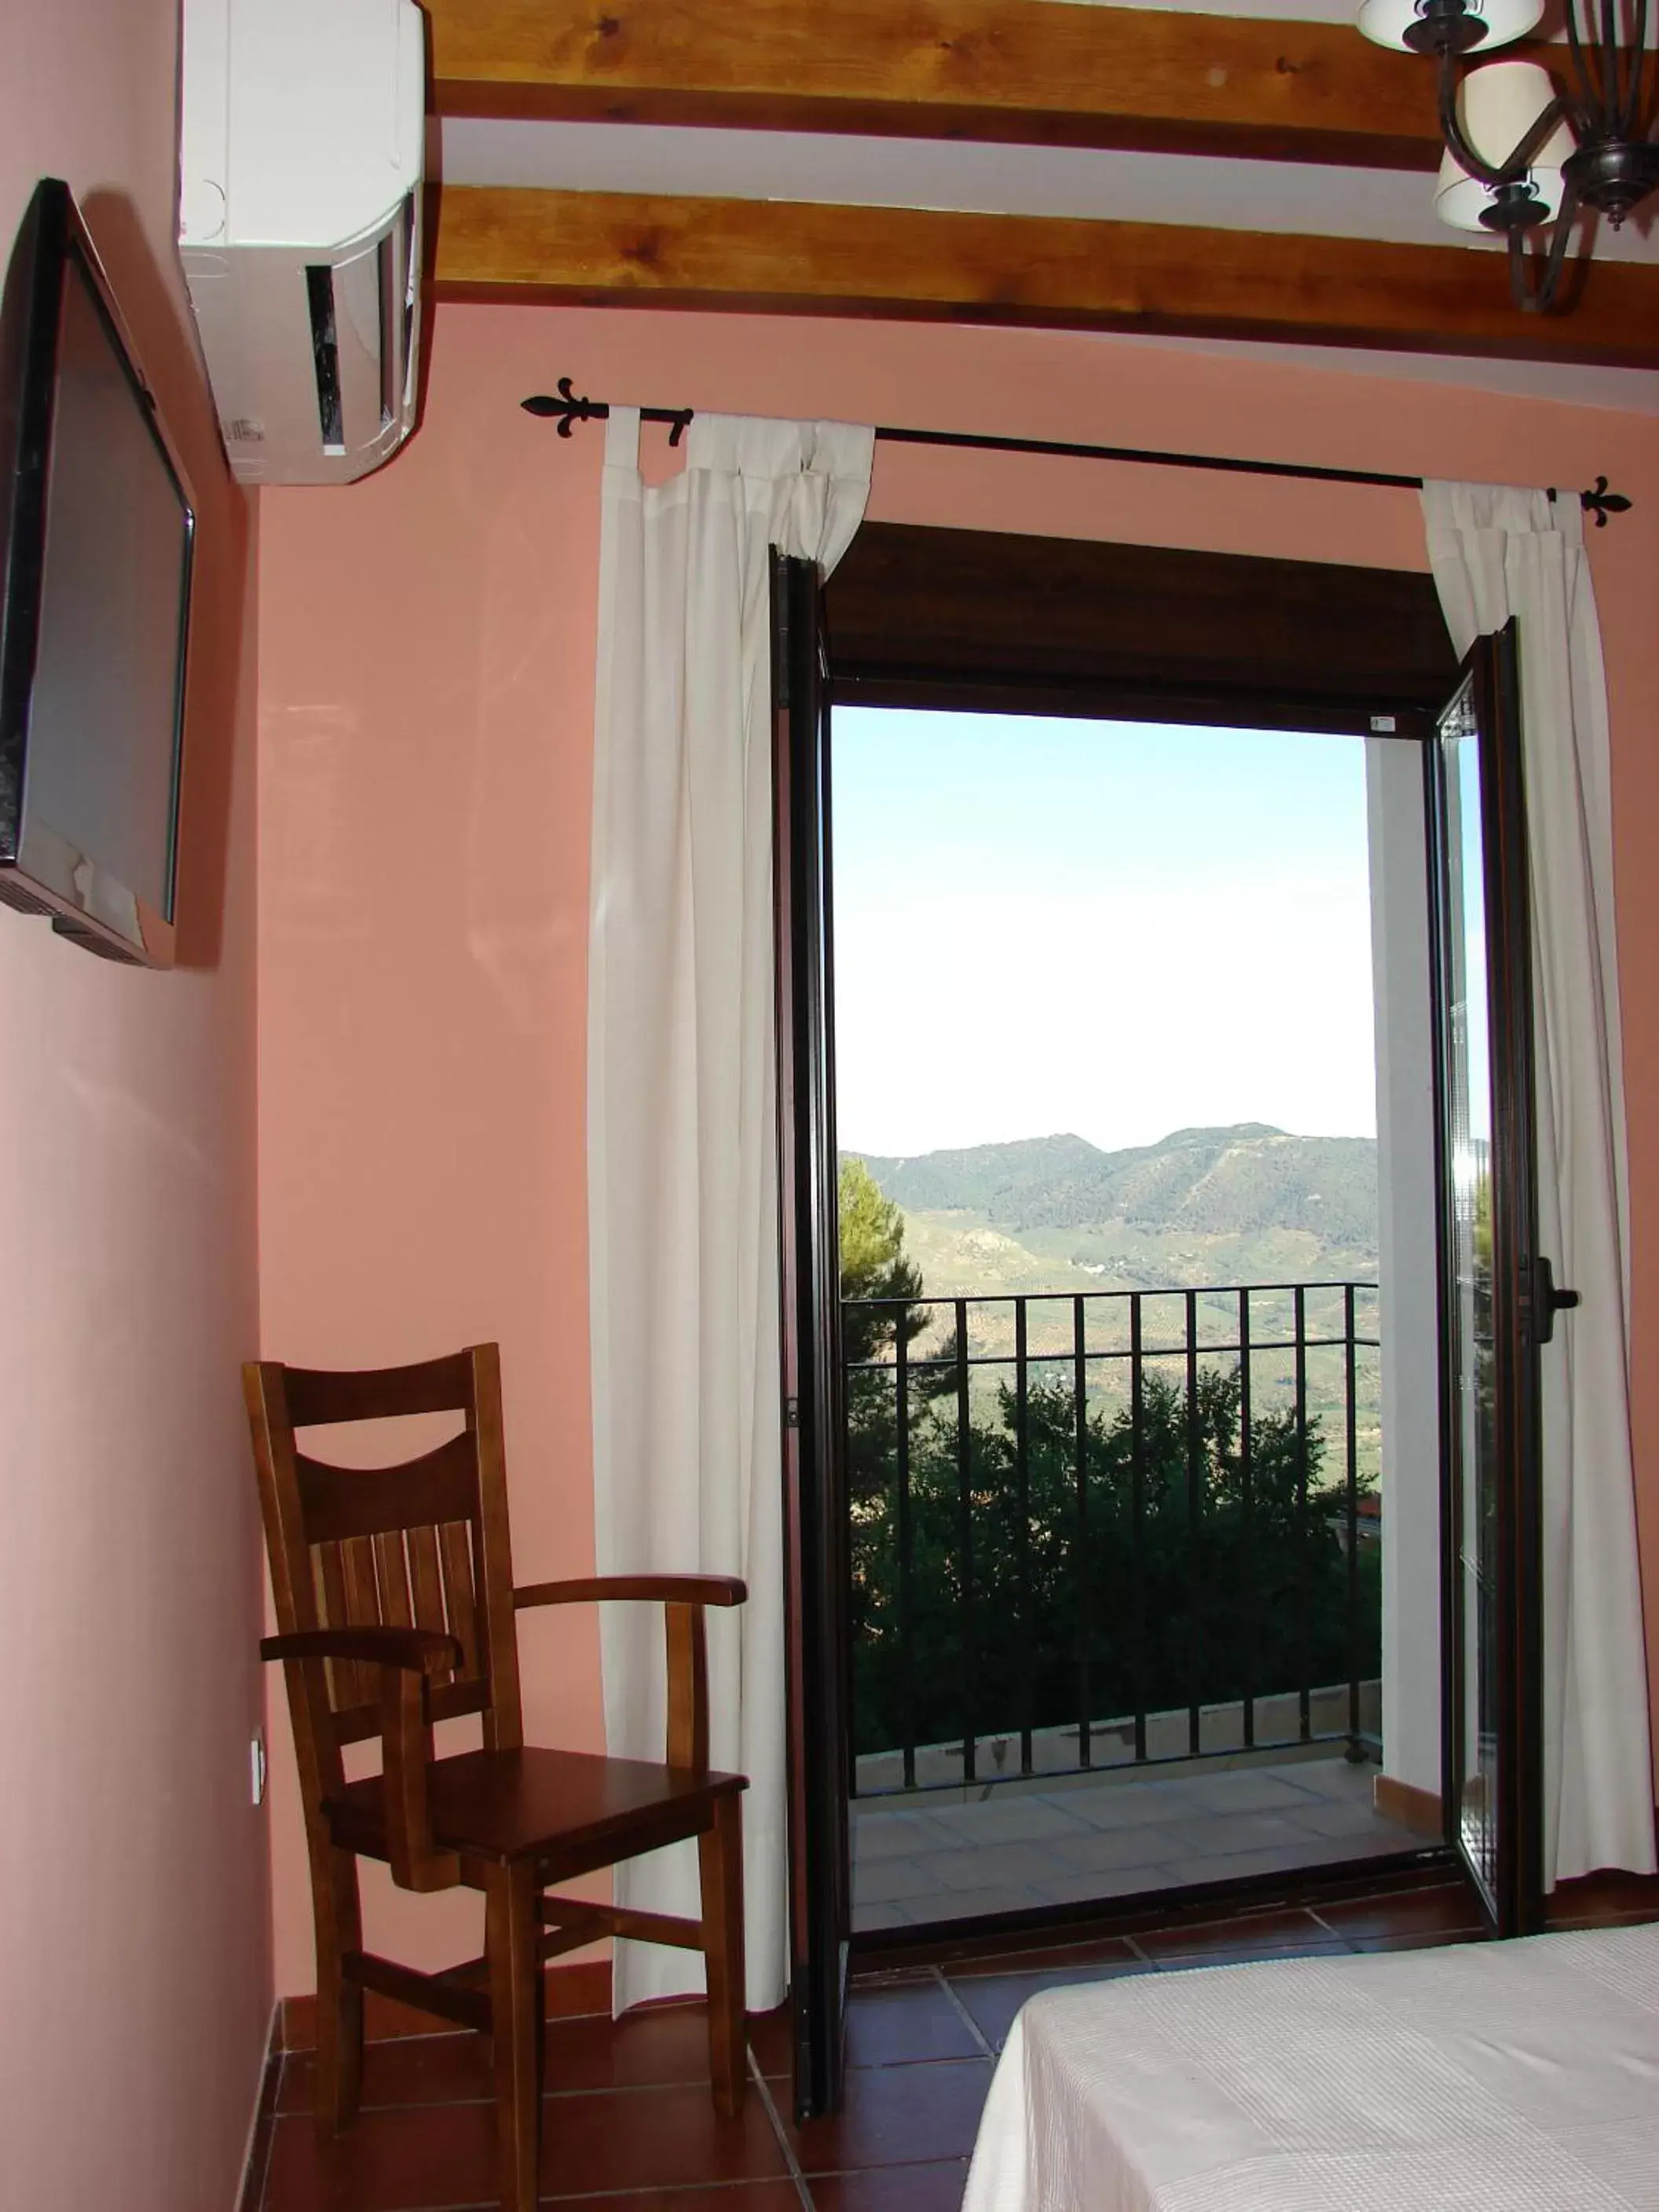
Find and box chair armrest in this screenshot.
[260,1626,461,1675]
[515,1577,745,1771]
[262,1626,460,1895]
[514,1575,747,1611]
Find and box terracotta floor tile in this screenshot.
[786,2060,992,2174]
[1289,1861,1452,1904]
[1547,1871,1659,1927]
[1132,1906,1334,1960]
[277,2032,488,2116]
[277,2009,748,2115]
[545,2006,745,2095]
[809,2159,969,2209]
[844,1984,983,2068]
[539,2083,792,2196]
[1342,1927,1488,1954]
[262,2100,496,2211]
[1313,1880,1485,1942]
[944,1934,1141,1977]
[262,2082,789,2211]
[745,2005,795,2081]
[947,1965,1144,2053]
[1149,1939,1357,1972]
[259,1857,1497,2212]
[547,2189,805,2209]
[1549,1906,1659,1932]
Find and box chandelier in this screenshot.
[1357,0,1659,312]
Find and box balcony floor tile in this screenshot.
[1039,1824,1186,1874]
[922,1798,1095,1845]
[851,1755,1427,1935]
[851,1810,961,1860]
[853,1856,949,1905]
[929,1843,1072,1890]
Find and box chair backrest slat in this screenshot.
[313,1540,364,1708]
[244,1344,523,1801]
[438,1520,482,1679]
[340,1533,383,1630]
[374,1528,415,1627]
[406,1525,450,1679]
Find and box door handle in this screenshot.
[1531,1255,1580,1344]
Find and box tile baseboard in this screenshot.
[1372,1774,1442,1837]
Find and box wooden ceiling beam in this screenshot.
[425,0,1451,173]
[431,186,1659,370]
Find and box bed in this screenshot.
[961,1924,1659,2210]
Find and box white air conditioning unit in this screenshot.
[179,0,425,486]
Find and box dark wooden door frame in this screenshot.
[771,521,1507,2068]
[1426,621,1547,1936]
[826,522,1459,733]
[771,549,851,2120]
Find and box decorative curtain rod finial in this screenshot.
[520,376,602,437]
[520,379,694,447]
[1580,476,1632,529]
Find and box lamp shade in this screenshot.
[1434,60,1574,229]
[1357,0,1543,51]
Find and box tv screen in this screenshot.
[0,178,195,966]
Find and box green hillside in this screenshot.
[843,1124,1382,1481]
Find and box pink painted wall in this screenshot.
[0,1,268,2205]
[258,301,1659,1991]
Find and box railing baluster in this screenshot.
[1239,1287,1254,1752]
[1295,1285,1311,1745]
[1185,1289,1202,1759]
[955,1298,976,1787]
[896,1323,915,1793]
[1346,1282,1362,1757]
[1130,1293,1148,1764]
[1074,1294,1091,1771]
[1015,1298,1035,1778]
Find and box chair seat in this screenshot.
[324,1745,745,1870]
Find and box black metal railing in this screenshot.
[842,1281,1381,1799]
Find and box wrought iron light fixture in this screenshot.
[1358,0,1659,312]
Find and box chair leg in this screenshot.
[313,1846,364,2131]
[698,1791,747,2118]
[486,1861,544,2212]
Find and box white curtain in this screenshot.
[589,408,873,2012]
[1423,481,1655,1886]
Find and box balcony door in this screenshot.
[771,551,850,2119]
[1429,621,1551,1936]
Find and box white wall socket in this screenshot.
[250,1729,267,1807]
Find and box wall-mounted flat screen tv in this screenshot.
[0,178,195,967]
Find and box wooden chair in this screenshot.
[244,1343,748,2212]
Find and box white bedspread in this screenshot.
[962,1925,1659,2211]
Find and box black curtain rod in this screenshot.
[521,377,1632,526]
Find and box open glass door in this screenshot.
[771,550,850,2118]
[1430,618,1551,1936]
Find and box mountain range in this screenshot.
[849,1123,1379,1298]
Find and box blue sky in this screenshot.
[831,706,1378,1158]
